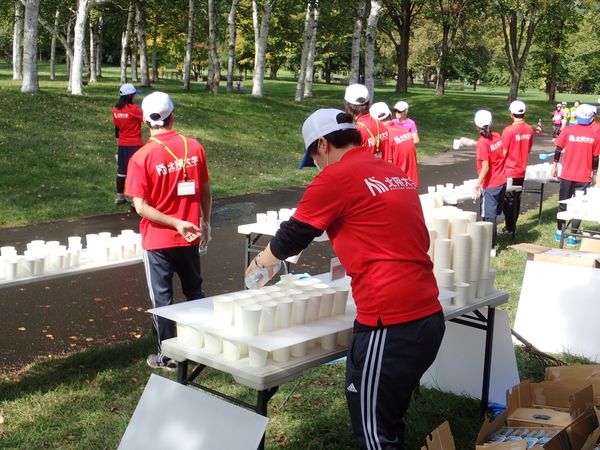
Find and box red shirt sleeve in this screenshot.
[125,154,148,199]
[501,126,512,152]
[476,139,489,162]
[594,137,600,156]
[112,107,118,127]
[130,104,144,121]
[293,170,348,231]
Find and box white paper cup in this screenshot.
[427,186,436,194]
[233,298,255,329]
[46,240,60,248]
[434,268,454,289]
[0,246,16,257]
[222,339,242,361]
[318,289,335,319]
[476,279,488,298]
[337,330,352,346]
[266,210,278,223]
[305,294,321,323]
[256,213,267,224]
[278,274,297,285]
[275,299,293,329]
[67,236,82,248]
[22,257,36,276]
[4,259,19,280]
[259,301,277,334]
[290,341,307,358]
[213,295,235,327]
[320,333,336,351]
[249,346,268,368]
[506,178,513,189]
[452,282,470,307]
[98,232,111,240]
[33,257,45,275]
[68,249,81,267]
[241,304,262,336]
[203,332,222,355]
[332,288,349,315]
[272,346,290,363]
[176,324,204,348]
[452,139,460,150]
[291,296,309,325]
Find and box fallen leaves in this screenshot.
[17,327,26,332]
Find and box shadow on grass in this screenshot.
[0,337,154,402]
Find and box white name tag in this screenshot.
[177,181,195,196]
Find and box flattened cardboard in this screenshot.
[509,243,600,268]
[507,407,572,428]
[422,421,456,450]
[580,238,600,253]
[545,365,600,406]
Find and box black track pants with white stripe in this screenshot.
[345,311,445,450]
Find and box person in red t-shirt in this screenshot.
[473,110,507,247]
[244,108,444,449]
[369,101,419,187]
[501,100,534,234]
[343,83,390,158]
[551,103,600,244]
[112,83,144,205]
[125,92,212,371]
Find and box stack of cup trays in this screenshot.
[85,230,141,264]
[176,277,351,369]
[255,208,296,227]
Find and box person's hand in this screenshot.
[176,220,201,242]
[550,165,558,179]
[244,254,281,289]
[199,221,211,248]
[472,183,481,200]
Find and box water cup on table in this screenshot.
[332,288,349,316]
[266,210,278,224]
[452,139,461,150]
[256,213,267,224]
[241,304,263,336]
[213,295,235,327]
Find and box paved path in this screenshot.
[0,133,559,371]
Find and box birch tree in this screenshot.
[151,35,158,82]
[226,0,239,92]
[89,15,98,83]
[303,1,320,98]
[21,0,40,93]
[498,0,538,102]
[349,0,366,84]
[295,3,315,102]
[120,1,134,82]
[183,0,195,90]
[49,9,60,81]
[208,0,220,94]
[251,0,271,97]
[135,0,150,87]
[364,0,383,100]
[13,1,24,81]
[131,26,138,82]
[96,14,103,78]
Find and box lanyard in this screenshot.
[356,120,380,152]
[150,135,189,180]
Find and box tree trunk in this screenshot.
[364,0,383,99]
[226,0,239,92]
[83,34,90,78]
[508,68,521,102]
[395,0,411,94]
[183,0,195,90]
[49,8,59,81]
[96,14,103,78]
[295,2,314,102]
[304,1,319,98]
[67,19,72,89]
[151,35,158,81]
[135,0,150,87]
[89,18,97,83]
[13,1,24,81]
[349,0,366,84]
[435,27,449,96]
[21,0,40,93]
[131,21,138,82]
[251,0,271,97]
[208,0,220,94]
[120,1,134,82]
[71,0,90,95]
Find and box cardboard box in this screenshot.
[510,243,600,268]
[421,421,456,450]
[580,238,600,253]
[545,365,600,406]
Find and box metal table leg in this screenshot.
[560,221,568,249]
[481,307,496,416]
[538,183,544,224]
[256,387,279,450]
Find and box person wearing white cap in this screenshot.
[551,103,600,245]
[568,100,581,126]
[125,91,212,371]
[391,100,419,144]
[244,108,444,449]
[500,100,534,236]
[112,83,143,205]
[343,83,390,157]
[369,101,420,187]
[552,103,564,138]
[473,109,507,247]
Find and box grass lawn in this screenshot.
[1,198,593,449]
[2,63,599,227]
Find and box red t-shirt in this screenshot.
[589,121,600,137]
[292,147,441,327]
[385,124,419,187]
[502,120,533,178]
[125,130,210,250]
[555,124,600,183]
[112,103,144,146]
[355,114,390,157]
[476,131,506,188]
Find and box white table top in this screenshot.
[238,222,329,242]
[0,251,142,289]
[443,186,522,205]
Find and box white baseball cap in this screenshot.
[142,92,174,127]
[393,101,409,112]
[300,108,357,168]
[509,100,527,115]
[575,104,595,125]
[344,84,369,105]
[474,109,493,128]
[119,83,141,96]
[369,102,392,121]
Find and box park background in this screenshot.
[1,0,600,448]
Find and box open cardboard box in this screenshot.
[509,243,600,268]
[545,365,600,407]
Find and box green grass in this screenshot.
[3,63,599,227]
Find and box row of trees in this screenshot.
[3,0,600,101]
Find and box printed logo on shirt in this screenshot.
[155,156,200,176]
[113,112,130,119]
[364,176,416,197]
[367,131,389,148]
[568,135,595,144]
[490,141,503,152]
[393,132,413,144]
[515,134,531,141]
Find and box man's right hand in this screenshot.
[176,220,201,242]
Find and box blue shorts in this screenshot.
[481,184,506,219]
[117,145,142,177]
